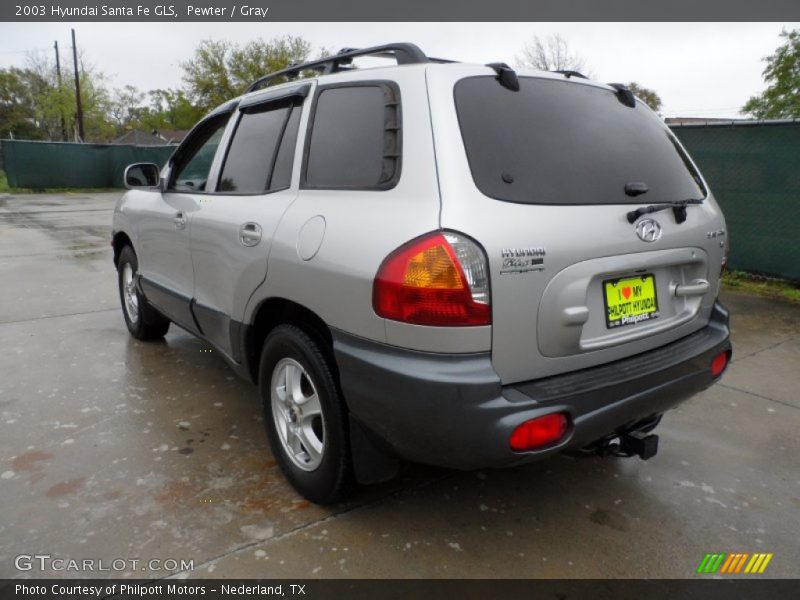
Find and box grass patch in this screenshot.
[0,170,10,193]
[722,270,800,304]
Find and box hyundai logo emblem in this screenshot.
[635,218,662,243]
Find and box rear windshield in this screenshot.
[454,76,706,205]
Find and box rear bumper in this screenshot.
[333,302,731,470]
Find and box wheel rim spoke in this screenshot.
[287,363,303,404]
[288,424,304,456]
[275,366,289,403]
[297,423,323,464]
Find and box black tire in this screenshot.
[259,324,350,504]
[117,245,170,340]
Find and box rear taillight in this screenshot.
[509,413,569,451]
[711,350,731,378]
[373,231,490,326]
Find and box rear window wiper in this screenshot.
[626,198,704,225]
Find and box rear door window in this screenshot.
[454,76,706,205]
[217,99,301,194]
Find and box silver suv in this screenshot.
[113,43,732,503]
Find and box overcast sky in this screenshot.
[0,22,797,118]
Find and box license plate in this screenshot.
[603,274,659,329]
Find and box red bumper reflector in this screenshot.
[711,350,730,378]
[509,412,569,452]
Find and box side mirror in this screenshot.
[124,163,162,190]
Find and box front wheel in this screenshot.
[259,324,350,504]
[117,245,170,340]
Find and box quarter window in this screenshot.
[304,84,401,189]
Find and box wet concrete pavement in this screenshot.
[1,193,798,579]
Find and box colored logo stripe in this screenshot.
[734,553,750,573]
[697,553,726,573]
[744,553,774,574]
[719,553,737,573]
[697,552,773,574]
[719,553,749,573]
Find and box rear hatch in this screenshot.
[426,64,727,384]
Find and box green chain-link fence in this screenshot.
[671,121,800,281]
[0,139,176,189]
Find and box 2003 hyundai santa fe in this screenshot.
[113,43,732,503]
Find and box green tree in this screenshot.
[0,68,44,139]
[4,51,116,141]
[181,36,312,111]
[743,29,800,119]
[626,82,663,112]
[139,88,205,132]
[23,52,73,140]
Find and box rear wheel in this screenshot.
[259,324,350,504]
[117,245,170,340]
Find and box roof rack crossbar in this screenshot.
[245,43,430,93]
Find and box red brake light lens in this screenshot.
[711,350,730,378]
[509,413,569,452]
[373,232,490,326]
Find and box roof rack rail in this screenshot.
[608,83,636,108]
[486,63,520,91]
[245,42,430,94]
[553,70,588,79]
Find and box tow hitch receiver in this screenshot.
[619,431,659,460]
[591,431,660,460]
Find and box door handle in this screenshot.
[174,212,187,230]
[674,279,710,297]
[239,222,262,247]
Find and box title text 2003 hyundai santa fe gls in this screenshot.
[113,43,732,503]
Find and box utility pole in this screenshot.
[54,40,67,141]
[71,29,85,142]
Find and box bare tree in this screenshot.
[517,34,589,74]
[109,85,145,130]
